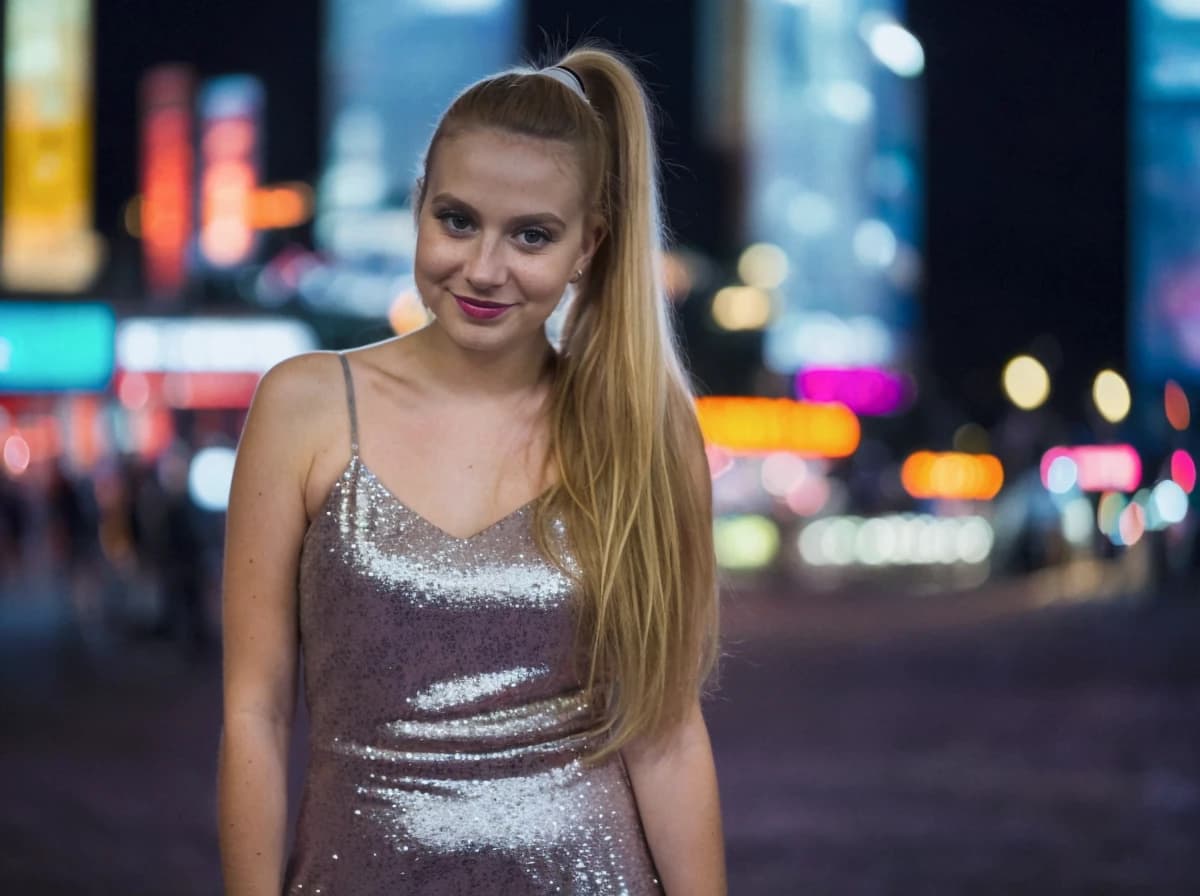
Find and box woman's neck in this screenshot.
[408,321,555,400]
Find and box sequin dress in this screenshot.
[282,354,661,895]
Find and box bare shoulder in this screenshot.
[239,351,347,477]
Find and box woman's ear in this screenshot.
[576,213,607,274]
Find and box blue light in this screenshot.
[0,302,114,392]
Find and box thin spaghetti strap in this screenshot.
[337,352,360,458]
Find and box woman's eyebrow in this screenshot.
[430,192,566,230]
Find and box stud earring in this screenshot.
[569,269,584,284]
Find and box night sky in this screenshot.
[92,0,1129,426]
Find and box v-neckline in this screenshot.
[355,457,550,542]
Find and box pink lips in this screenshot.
[454,294,513,321]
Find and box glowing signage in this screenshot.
[1132,0,1200,384]
[0,302,114,392]
[197,76,263,269]
[799,514,994,567]
[114,371,263,410]
[115,317,317,373]
[794,367,913,416]
[1039,445,1143,494]
[2,0,103,291]
[140,65,194,299]
[901,452,1005,501]
[696,396,861,458]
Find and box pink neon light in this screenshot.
[1172,449,1196,494]
[794,367,912,416]
[1040,445,1142,494]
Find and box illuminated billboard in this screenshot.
[196,76,264,270]
[2,0,103,291]
[314,0,519,314]
[710,0,924,375]
[140,66,195,299]
[0,302,114,392]
[1132,0,1200,386]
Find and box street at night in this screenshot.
[2,565,1198,894]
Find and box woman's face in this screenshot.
[415,127,599,355]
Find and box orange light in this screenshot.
[1165,380,1191,432]
[197,87,260,268]
[695,397,860,458]
[249,182,314,230]
[388,289,429,336]
[901,451,1005,501]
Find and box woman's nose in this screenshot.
[463,237,507,291]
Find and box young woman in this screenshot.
[218,47,724,895]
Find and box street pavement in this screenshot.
[1,570,1198,894]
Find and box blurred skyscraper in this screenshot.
[314,0,519,318]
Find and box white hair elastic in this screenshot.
[540,65,588,103]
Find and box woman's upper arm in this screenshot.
[221,354,333,727]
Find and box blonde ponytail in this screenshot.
[422,45,719,760]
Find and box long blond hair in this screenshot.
[419,47,718,759]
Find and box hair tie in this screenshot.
[540,65,588,103]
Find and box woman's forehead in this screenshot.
[428,128,587,216]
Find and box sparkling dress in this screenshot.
[282,353,661,895]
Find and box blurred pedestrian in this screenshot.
[218,46,725,895]
[142,443,213,655]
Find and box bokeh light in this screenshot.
[737,243,789,290]
[1092,369,1131,423]
[1096,492,1127,543]
[713,515,780,571]
[901,451,1005,501]
[1171,449,1196,494]
[1164,380,1191,431]
[1002,355,1050,410]
[712,286,773,331]
[3,434,31,475]
[1045,455,1079,494]
[696,397,861,458]
[188,445,237,512]
[1118,502,1146,547]
[799,514,994,567]
[1151,480,1189,525]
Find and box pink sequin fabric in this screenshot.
[282,354,661,895]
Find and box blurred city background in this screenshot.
[1,0,1198,893]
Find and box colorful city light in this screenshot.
[1040,445,1143,494]
[197,75,263,269]
[794,366,912,416]
[1171,449,1196,494]
[900,452,1005,501]
[1092,370,1132,423]
[1164,380,1191,431]
[140,65,194,299]
[1002,355,1050,410]
[0,303,114,392]
[695,397,861,458]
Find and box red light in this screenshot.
[1164,380,1191,432]
[1172,450,1197,494]
[140,66,194,298]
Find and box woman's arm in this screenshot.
[623,700,727,895]
[217,355,332,895]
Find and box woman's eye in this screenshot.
[518,228,551,247]
[438,212,472,233]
